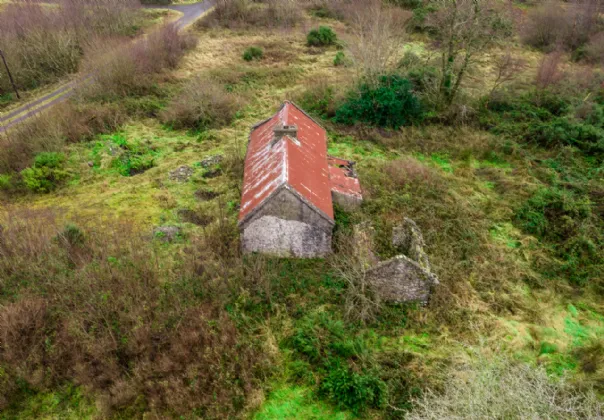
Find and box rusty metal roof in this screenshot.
[328,156,362,199]
[239,101,334,224]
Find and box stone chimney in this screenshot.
[273,124,298,140]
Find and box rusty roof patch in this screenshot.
[239,101,334,225]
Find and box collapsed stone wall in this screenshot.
[357,218,439,304]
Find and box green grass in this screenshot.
[254,387,350,420]
[0,385,96,420]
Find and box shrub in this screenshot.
[515,188,591,240]
[0,174,11,191]
[0,0,140,95]
[208,0,253,27]
[293,80,339,119]
[81,23,197,100]
[320,362,387,413]
[479,91,604,157]
[20,152,69,193]
[334,75,423,128]
[0,214,270,417]
[287,312,389,413]
[521,3,568,51]
[333,51,347,66]
[265,0,301,28]
[201,0,301,29]
[407,354,603,419]
[527,117,604,156]
[584,32,604,64]
[160,78,241,131]
[243,46,263,61]
[307,26,337,47]
[522,0,603,54]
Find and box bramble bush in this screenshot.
[479,91,604,158]
[515,187,602,286]
[334,75,423,129]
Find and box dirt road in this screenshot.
[0,1,213,133]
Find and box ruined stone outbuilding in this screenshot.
[363,219,439,304]
[238,101,362,258]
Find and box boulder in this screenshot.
[200,154,223,168]
[169,165,194,182]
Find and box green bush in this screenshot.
[243,46,263,61]
[334,75,423,129]
[0,174,11,191]
[515,188,591,240]
[287,312,388,413]
[20,152,69,193]
[57,224,86,248]
[333,51,347,67]
[320,362,387,413]
[307,26,337,47]
[526,118,604,156]
[480,91,604,157]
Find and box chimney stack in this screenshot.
[273,124,298,141]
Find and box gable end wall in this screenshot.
[240,187,333,257]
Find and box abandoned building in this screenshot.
[238,101,362,258]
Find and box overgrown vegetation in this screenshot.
[1,0,604,418]
[335,75,422,128]
[307,26,337,47]
[0,0,143,97]
[160,77,241,131]
[243,46,264,61]
[0,213,269,418]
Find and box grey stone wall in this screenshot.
[365,255,437,303]
[332,191,362,211]
[240,187,333,257]
[241,215,331,257]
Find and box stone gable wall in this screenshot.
[240,187,333,257]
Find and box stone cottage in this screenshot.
[238,101,362,258]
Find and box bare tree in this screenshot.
[536,50,563,90]
[428,0,511,107]
[489,53,525,97]
[345,0,411,83]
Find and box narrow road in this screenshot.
[0,1,213,133]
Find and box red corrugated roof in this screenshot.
[328,156,362,199]
[239,102,334,224]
